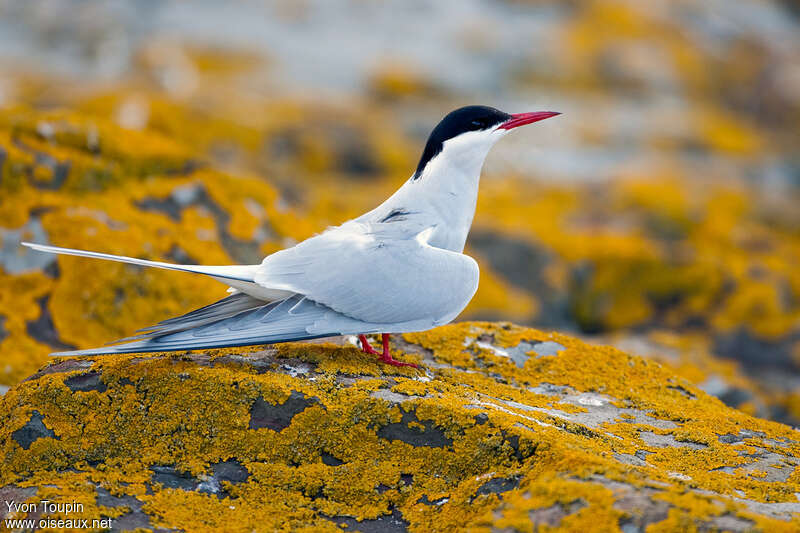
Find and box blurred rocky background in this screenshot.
[1,0,799,424]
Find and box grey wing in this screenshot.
[110,292,267,343]
[51,295,371,356]
[253,222,480,324]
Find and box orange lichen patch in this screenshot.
[614,178,693,233]
[0,107,195,192]
[182,45,265,77]
[1,322,800,531]
[94,93,413,183]
[785,394,800,424]
[367,64,438,100]
[646,491,724,533]
[713,281,798,339]
[560,1,715,101]
[607,331,771,416]
[0,271,55,385]
[493,477,622,532]
[695,109,763,156]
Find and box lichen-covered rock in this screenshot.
[1,323,799,532]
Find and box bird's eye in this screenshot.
[471,119,485,128]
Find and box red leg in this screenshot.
[358,334,380,355]
[358,334,418,368]
[378,333,419,368]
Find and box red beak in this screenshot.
[499,111,561,130]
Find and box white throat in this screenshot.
[360,128,507,252]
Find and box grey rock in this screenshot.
[249,390,318,431]
[11,410,57,450]
[64,371,107,393]
[639,431,707,449]
[377,408,453,448]
[0,218,54,274]
[532,341,566,357]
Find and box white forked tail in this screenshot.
[21,242,259,283]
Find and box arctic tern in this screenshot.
[23,105,559,367]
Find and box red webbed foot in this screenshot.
[358,334,419,369]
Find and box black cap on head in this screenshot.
[412,105,510,180]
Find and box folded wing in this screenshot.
[254,222,480,324]
[52,295,365,356]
